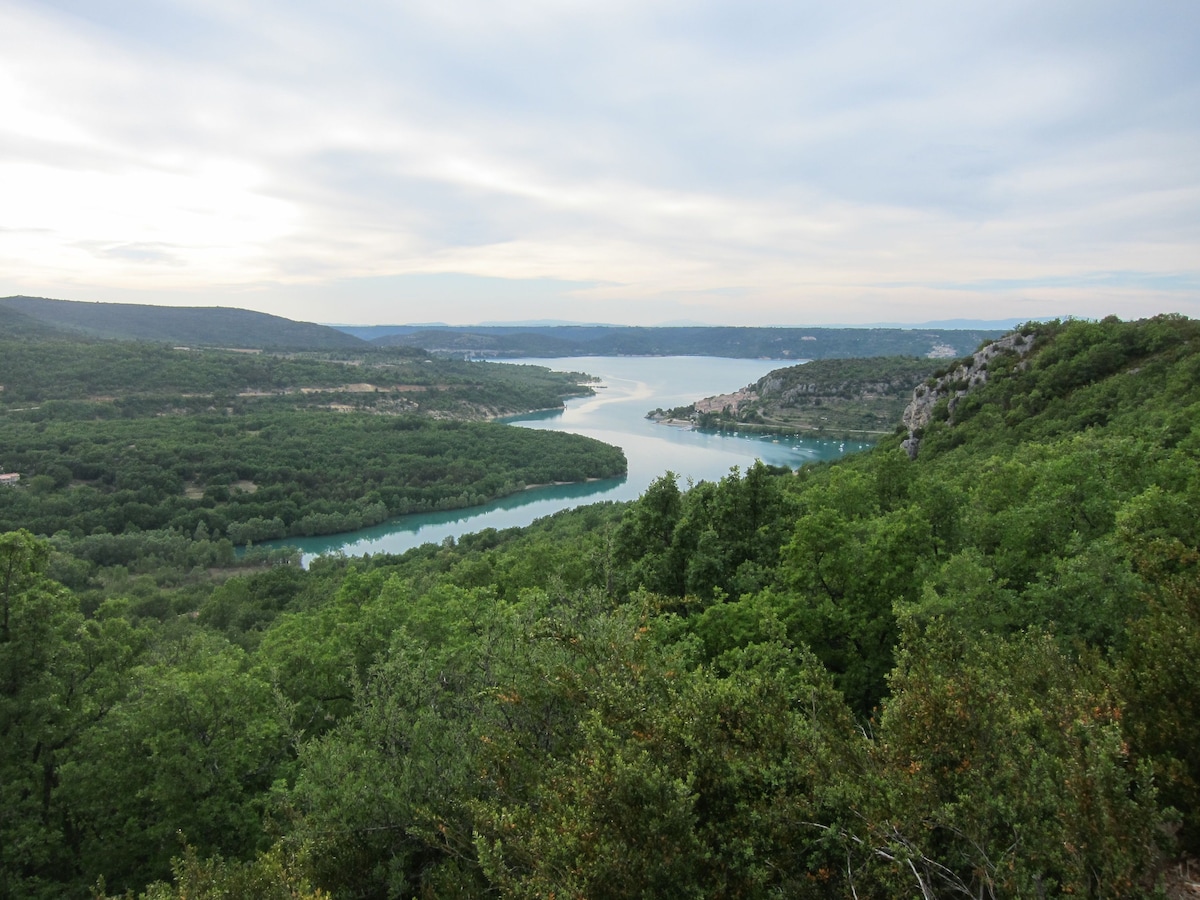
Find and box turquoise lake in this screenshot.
[278,356,871,561]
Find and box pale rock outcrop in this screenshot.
[901,331,1035,459]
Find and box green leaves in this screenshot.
[614,463,793,601]
[1118,538,1200,851]
[8,314,1200,897]
[0,532,150,898]
[59,632,290,892]
[860,624,1164,898]
[0,411,626,541]
[473,613,861,899]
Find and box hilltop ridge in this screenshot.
[0,296,366,350]
[900,330,1038,457]
[0,296,1007,358]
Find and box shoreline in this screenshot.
[522,476,608,490]
[649,416,888,441]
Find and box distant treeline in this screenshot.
[0,410,626,541]
[352,323,1003,359]
[0,339,593,412]
[2,295,1004,359]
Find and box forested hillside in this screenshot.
[2,315,1199,898]
[0,296,366,349]
[0,338,623,544]
[365,323,1002,359]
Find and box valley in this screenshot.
[2,311,1198,899]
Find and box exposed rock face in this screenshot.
[901,331,1035,459]
[758,376,917,404]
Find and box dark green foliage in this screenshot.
[856,624,1162,898]
[0,337,621,542]
[0,410,625,540]
[613,461,793,602]
[1117,528,1200,849]
[4,313,1200,898]
[0,532,150,898]
[59,631,290,893]
[473,630,861,899]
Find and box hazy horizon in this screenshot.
[2,294,1035,331]
[324,316,1034,330]
[2,2,1197,327]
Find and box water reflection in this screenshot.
[276,474,629,559]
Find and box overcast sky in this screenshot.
[2,0,1198,326]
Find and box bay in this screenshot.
[278,356,871,560]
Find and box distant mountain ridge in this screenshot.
[1,297,1007,358]
[349,324,1004,360]
[0,296,366,350]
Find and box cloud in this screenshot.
[1,0,1198,324]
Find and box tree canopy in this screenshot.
[1,313,1197,898]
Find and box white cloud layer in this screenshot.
[1,0,1197,325]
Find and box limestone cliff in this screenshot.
[900,331,1035,458]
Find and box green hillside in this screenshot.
[0,296,366,350]
[0,302,79,340]
[3,314,1199,899]
[0,336,619,543]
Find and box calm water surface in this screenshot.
[280,357,870,560]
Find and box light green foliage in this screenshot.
[100,842,327,900]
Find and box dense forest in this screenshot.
[2,314,1199,898]
[0,338,624,544]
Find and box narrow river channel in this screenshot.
[278,357,871,561]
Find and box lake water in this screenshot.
[279,357,871,560]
